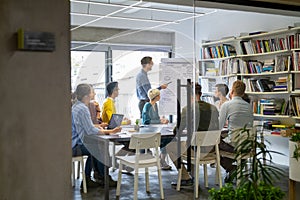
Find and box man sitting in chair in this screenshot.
[166,83,219,187]
[218,80,254,183]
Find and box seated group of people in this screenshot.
[71,78,253,190]
[139,80,253,186]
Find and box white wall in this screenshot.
[159,9,300,59]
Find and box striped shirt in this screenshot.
[71,101,99,148]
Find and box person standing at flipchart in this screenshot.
[136,56,168,118]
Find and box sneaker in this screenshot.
[171,179,193,187]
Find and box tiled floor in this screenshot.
[73,163,291,200]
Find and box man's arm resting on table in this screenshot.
[99,126,122,135]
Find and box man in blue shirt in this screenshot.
[72,84,121,188]
[136,56,168,117]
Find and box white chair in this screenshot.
[177,130,222,198]
[72,155,88,193]
[116,132,164,200]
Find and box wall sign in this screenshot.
[17,29,55,52]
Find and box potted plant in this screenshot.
[289,132,300,182]
[209,125,285,200]
[134,119,140,131]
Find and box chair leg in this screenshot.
[157,164,164,200]
[116,162,123,197]
[80,158,87,193]
[216,156,222,188]
[133,167,139,200]
[204,164,208,188]
[145,167,150,192]
[195,162,200,198]
[176,164,183,191]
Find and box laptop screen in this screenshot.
[107,114,124,129]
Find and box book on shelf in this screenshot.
[250,79,260,92]
[249,31,268,36]
[205,68,219,76]
[262,66,274,72]
[248,60,263,73]
[240,41,248,55]
[223,44,237,57]
[294,73,300,90]
[275,55,290,72]
[292,51,300,71]
[255,40,262,53]
[257,79,273,92]
[273,76,288,91]
[290,95,300,116]
[281,100,289,115]
[273,85,288,91]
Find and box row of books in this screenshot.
[202,59,239,76]
[243,77,289,92]
[252,98,300,116]
[253,98,285,115]
[240,60,273,74]
[202,44,237,59]
[203,55,294,76]
[238,56,292,74]
[240,33,300,55]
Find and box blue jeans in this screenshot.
[72,144,104,177]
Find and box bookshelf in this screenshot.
[200,25,300,125]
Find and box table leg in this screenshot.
[289,179,295,200]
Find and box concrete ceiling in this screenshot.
[70,0,217,31]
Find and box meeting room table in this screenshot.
[82,124,177,200]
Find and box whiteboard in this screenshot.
[159,58,196,115]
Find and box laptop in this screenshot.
[107,114,124,129]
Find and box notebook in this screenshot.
[107,114,124,129]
